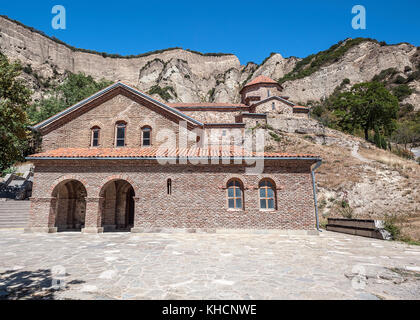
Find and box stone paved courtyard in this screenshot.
[0,229,419,300]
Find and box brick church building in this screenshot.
[25,76,322,234]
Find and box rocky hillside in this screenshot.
[264,120,420,240]
[1,15,418,110]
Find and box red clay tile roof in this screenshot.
[168,103,248,108]
[27,147,319,160]
[243,75,278,87]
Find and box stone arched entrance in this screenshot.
[99,179,135,231]
[51,180,87,232]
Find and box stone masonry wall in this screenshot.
[253,100,293,115]
[241,84,283,104]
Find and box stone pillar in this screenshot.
[82,197,104,233]
[130,197,142,233]
[24,197,57,233]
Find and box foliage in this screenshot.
[391,125,418,149]
[392,84,413,101]
[208,88,216,102]
[372,68,398,82]
[185,49,233,57]
[260,52,277,66]
[2,15,185,59]
[384,214,401,240]
[28,73,112,124]
[338,202,354,219]
[269,131,281,142]
[278,38,380,84]
[373,127,388,150]
[0,53,32,174]
[391,146,415,160]
[147,85,177,101]
[2,166,17,177]
[331,82,399,140]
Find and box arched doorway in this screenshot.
[100,180,135,231]
[51,180,87,232]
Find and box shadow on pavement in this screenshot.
[0,269,84,300]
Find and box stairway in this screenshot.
[0,200,30,229]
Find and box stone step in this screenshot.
[0,226,27,229]
[326,224,386,240]
[0,200,31,228]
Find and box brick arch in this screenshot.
[225,177,245,189]
[111,116,131,126]
[97,175,140,197]
[256,175,281,190]
[89,120,105,129]
[49,175,90,197]
[222,174,245,186]
[49,177,89,232]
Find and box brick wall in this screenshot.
[28,159,317,231]
[40,94,186,151]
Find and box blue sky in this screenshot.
[1,0,419,64]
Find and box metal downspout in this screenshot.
[311,160,322,232]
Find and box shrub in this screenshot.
[380,135,388,150]
[1,166,17,177]
[374,129,381,148]
[392,84,413,101]
[394,75,407,84]
[383,214,401,240]
[407,70,420,82]
[147,85,177,101]
[372,68,398,82]
[398,103,414,117]
[22,64,33,75]
[391,146,415,160]
[269,131,281,142]
[278,38,379,83]
[338,206,354,219]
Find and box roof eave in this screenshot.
[26,156,321,161]
[32,82,204,131]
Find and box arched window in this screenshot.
[141,126,151,146]
[91,126,100,147]
[227,179,243,209]
[259,179,276,210]
[167,178,172,194]
[115,122,126,147]
[267,89,270,97]
[272,102,275,110]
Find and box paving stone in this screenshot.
[0,230,419,300]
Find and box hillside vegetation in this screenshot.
[307,62,420,161]
[278,38,385,84]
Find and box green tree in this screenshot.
[28,72,112,125]
[0,53,32,174]
[59,73,113,107]
[392,125,417,150]
[331,82,399,140]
